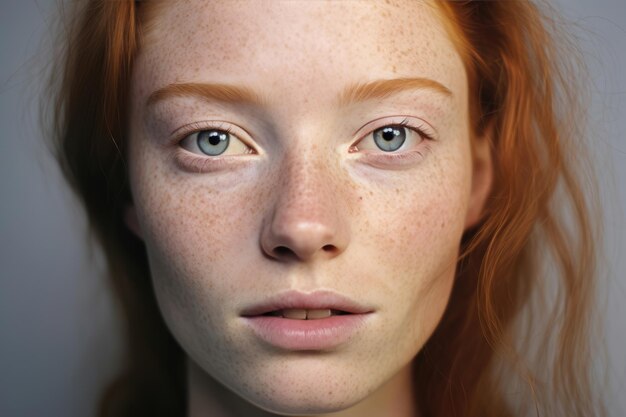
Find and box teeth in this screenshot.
[282,309,307,319]
[306,309,332,319]
[279,308,334,320]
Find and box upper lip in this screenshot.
[240,289,375,316]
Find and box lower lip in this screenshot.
[242,314,371,351]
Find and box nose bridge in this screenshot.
[279,147,335,218]
[261,145,350,262]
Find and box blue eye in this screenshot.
[372,125,407,152]
[179,126,251,157]
[197,129,230,156]
[353,118,431,155]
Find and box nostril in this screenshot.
[270,244,336,260]
[273,246,293,257]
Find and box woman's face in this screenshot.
[127,0,489,414]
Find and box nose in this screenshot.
[260,152,350,263]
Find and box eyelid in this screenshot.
[172,120,258,154]
[353,115,437,140]
[350,116,437,153]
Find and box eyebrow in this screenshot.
[146,77,452,108]
[147,83,266,107]
[338,77,452,106]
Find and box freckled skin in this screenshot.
[127,1,485,416]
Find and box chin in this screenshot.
[246,389,364,416]
[216,361,371,415]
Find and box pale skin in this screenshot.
[125,1,492,416]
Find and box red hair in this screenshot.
[416,3,604,416]
[48,1,604,416]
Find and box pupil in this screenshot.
[382,128,398,141]
[208,132,222,145]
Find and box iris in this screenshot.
[373,126,406,152]
[197,130,230,156]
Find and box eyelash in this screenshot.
[172,121,255,172]
[395,118,433,140]
[172,118,435,171]
[173,121,239,144]
[349,117,435,165]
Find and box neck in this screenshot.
[187,358,418,417]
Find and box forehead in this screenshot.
[134,0,465,108]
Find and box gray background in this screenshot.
[1,1,624,416]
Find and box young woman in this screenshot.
[48,1,605,416]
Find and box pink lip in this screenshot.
[239,289,374,316]
[240,290,375,351]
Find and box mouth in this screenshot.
[260,308,352,319]
[240,290,374,350]
[239,289,374,318]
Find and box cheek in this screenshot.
[353,153,470,352]
[136,178,256,272]
[128,148,272,340]
[357,152,469,286]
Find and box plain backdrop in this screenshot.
[1,1,624,416]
